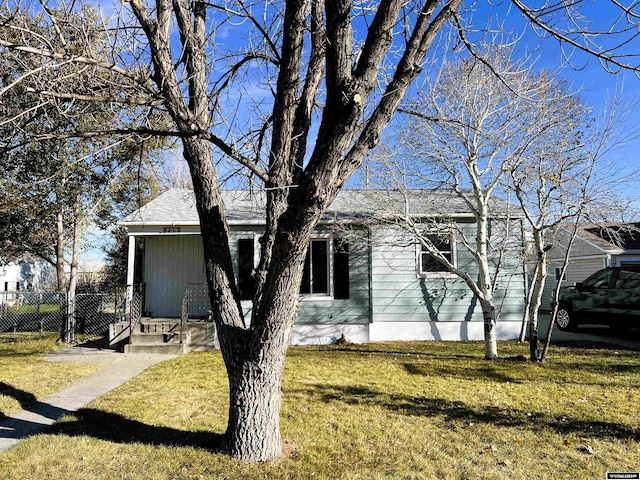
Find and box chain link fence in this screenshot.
[0,286,141,343]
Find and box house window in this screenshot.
[554,267,567,281]
[238,238,256,300]
[301,240,329,295]
[419,231,455,275]
[298,237,350,298]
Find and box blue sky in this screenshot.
[491,1,640,178]
[81,0,640,266]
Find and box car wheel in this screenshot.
[556,306,577,331]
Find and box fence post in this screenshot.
[64,292,76,343]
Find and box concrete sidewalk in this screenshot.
[0,348,177,453]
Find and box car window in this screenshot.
[583,269,612,289]
[615,268,640,289]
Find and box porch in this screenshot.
[108,283,218,353]
[109,317,218,353]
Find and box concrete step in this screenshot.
[129,331,190,345]
[139,322,181,334]
[124,343,188,354]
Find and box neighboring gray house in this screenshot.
[542,222,640,309]
[120,188,527,346]
[0,259,54,304]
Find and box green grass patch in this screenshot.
[0,340,638,479]
[0,333,104,417]
[3,303,60,315]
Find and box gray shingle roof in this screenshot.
[122,188,518,226]
[577,222,640,251]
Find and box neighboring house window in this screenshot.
[554,267,567,281]
[418,231,455,275]
[238,238,256,300]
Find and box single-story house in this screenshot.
[542,222,640,309]
[118,188,527,348]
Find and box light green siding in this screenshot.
[143,235,207,317]
[141,220,526,325]
[370,224,526,324]
[231,229,371,325]
[286,235,371,325]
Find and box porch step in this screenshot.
[139,321,183,333]
[124,320,190,354]
[129,331,190,345]
[124,343,188,354]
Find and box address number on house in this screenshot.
[163,227,181,233]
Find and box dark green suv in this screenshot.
[554,265,640,332]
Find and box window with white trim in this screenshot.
[300,239,330,295]
[299,237,350,298]
[418,231,455,275]
[554,267,567,282]
[237,235,350,299]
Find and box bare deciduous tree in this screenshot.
[373,48,557,359]
[2,0,639,462]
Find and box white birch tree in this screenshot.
[379,49,581,359]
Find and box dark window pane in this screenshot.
[238,238,256,300]
[427,233,450,251]
[311,240,328,294]
[334,240,350,299]
[420,232,452,273]
[300,248,311,294]
[421,252,446,272]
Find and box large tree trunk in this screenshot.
[181,136,304,461]
[223,350,287,461]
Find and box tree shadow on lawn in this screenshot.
[403,362,523,384]
[401,358,640,387]
[0,382,37,412]
[299,383,639,442]
[45,408,224,451]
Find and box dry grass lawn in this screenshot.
[0,334,104,417]
[0,338,638,479]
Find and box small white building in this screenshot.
[0,259,55,300]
